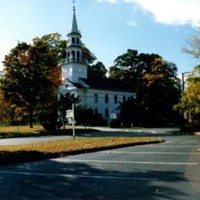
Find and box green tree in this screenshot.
[58,93,106,127]
[82,45,96,65]
[175,65,200,127]
[0,90,12,124]
[118,97,138,126]
[109,49,181,126]
[88,61,107,78]
[76,108,106,126]
[58,92,79,128]
[109,49,140,90]
[82,47,108,79]
[0,33,65,128]
[140,57,181,126]
[179,27,200,129]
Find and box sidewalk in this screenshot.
[0,135,71,146]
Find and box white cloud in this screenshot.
[97,0,120,4]
[124,0,200,27]
[127,20,138,27]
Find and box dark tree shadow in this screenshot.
[0,156,199,200]
[76,130,178,138]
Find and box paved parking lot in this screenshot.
[0,134,199,199]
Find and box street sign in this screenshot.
[66,109,73,118]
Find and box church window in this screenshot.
[105,108,109,118]
[77,51,80,61]
[114,95,118,104]
[72,37,75,44]
[94,94,98,103]
[123,96,126,103]
[76,38,79,44]
[72,51,75,61]
[105,94,109,103]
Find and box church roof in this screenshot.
[79,78,133,92]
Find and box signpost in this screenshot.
[66,107,76,139]
[72,103,75,139]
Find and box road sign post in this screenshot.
[72,103,75,139]
[66,108,75,139]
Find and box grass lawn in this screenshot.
[0,125,43,138]
[0,125,163,166]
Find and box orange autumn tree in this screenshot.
[1,33,65,128]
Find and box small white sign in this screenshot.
[66,110,73,118]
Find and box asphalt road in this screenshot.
[0,127,179,145]
[0,132,199,199]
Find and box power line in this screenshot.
[0,24,35,37]
[0,24,37,44]
[0,24,117,67]
[0,32,31,42]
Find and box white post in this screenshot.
[72,103,75,139]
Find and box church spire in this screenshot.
[70,0,79,33]
[61,0,87,83]
[73,0,75,12]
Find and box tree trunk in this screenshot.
[29,106,33,128]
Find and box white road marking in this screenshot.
[55,159,198,166]
[101,151,200,155]
[0,170,158,181]
[179,141,198,144]
[146,145,199,148]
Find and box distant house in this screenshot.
[58,5,136,121]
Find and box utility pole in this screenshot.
[181,71,191,122]
[182,72,191,91]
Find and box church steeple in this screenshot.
[66,0,83,63]
[70,1,79,34]
[62,0,87,83]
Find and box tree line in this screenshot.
[0,31,199,130]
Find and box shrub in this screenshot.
[76,109,106,126]
[109,119,121,128]
[39,110,58,132]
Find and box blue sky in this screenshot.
[0,0,200,74]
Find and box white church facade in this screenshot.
[58,3,136,121]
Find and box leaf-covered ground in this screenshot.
[0,137,162,166]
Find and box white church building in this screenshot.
[59,3,136,121]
